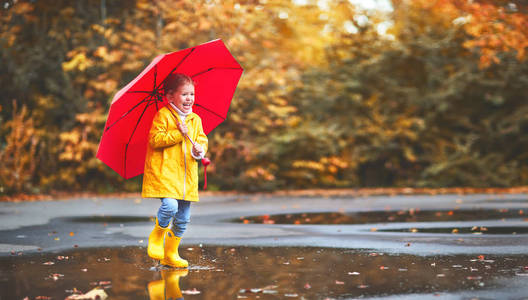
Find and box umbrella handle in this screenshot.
[185,133,209,189]
[201,157,210,189]
[184,133,196,146]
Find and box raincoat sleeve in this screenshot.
[148,110,184,149]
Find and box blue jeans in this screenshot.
[157,198,191,237]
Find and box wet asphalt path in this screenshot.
[1,193,527,256]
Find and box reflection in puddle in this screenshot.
[1,246,527,299]
[237,209,527,225]
[148,269,189,300]
[382,226,528,235]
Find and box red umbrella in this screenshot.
[96,39,243,179]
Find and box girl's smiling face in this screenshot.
[167,83,195,114]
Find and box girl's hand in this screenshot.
[192,143,204,157]
[177,122,188,135]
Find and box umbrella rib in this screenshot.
[153,65,160,111]
[105,96,162,132]
[194,103,226,121]
[123,94,157,178]
[126,90,157,94]
[153,48,197,91]
[191,67,243,78]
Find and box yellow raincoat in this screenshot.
[141,106,208,201]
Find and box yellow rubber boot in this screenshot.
[147,278,164,300]
[147,218,169,260]
[162,269,189,300]
[160,230,188,268]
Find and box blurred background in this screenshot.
[1,0,527,196]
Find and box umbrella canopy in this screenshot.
[96,39,243,179]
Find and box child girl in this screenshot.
[142,73,208,268]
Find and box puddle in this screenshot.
[477,198,528,203]
[1,246,527,299]
[382,226,528,235]
[237,209,527,225]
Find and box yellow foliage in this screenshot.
[266,103,297,117]
[244,166,276,181]
[0,101,40,194]
[62,52,93,72]
[292,160,325,171]
[90,77,119,94]
[59,107,105,163]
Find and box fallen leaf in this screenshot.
[182,288,201,295]
[65,288,108,299]
[357,284,369,289]
[48,273,64,281]
[70,232,75,236]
